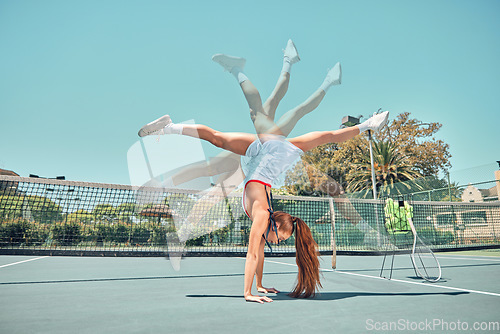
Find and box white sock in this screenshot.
[281,57,292,73]
[357,119,371,133]
[163,123,184,135]
[231,67,248,84]
[319,79,333,93]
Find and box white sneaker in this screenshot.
[366,110,389,133]
[325,62,342,86]
[138,115,172,137]
[283,39,300,64]
[212,54,246,72]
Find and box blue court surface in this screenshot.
[1,252,499,333]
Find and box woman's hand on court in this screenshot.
[257,286,280,294]
[245,294,273,304]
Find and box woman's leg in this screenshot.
[260,39,300,121]
[275,62,342,137]
[170,151,240,186]
[140,115,255,155]
[289,126,360,152]
[289,111,389,152]
[238,80,284,136]
[180,124,255,156]
[175,166,245,243]
[275,89,326,137]
[262,72,290,121]
[213,40,300,136]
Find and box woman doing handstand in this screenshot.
[138,44,389,303]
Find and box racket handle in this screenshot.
[332,242,337,269]
[329,198,337,269]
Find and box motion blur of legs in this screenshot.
[168,38,341,244]
[135,39,388,272]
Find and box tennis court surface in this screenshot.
[1,251,499,334]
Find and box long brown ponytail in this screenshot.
[273,212,322,298]
[290,216,322,298]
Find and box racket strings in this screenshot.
[413,238,441,282]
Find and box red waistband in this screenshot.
[243,180,272,218]
[245,180,272,189]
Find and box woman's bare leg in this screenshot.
[289,110,390,152]
[173,43,296,188]
[213,40,299,135]
[262,72,290,121]
[261,39,299,121]
[244,61,341,137]
[175,166,245,243]
[239,80,284,136]
[275,89,326,137]
[275,62,342,137]
[289,126,361,152]
[180,124,255,156]
[170,151,240,186]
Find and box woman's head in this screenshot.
[264,211,294,244]
[272,211,322,298]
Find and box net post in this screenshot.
[329,198,336,269]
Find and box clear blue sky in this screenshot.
[1,0,499,186]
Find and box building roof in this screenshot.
[0,168,19,177]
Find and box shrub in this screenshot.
[111,223,131,244]
[417,227,455,245]
[0,220,30,246]
[310,225,330,246]
[336,224,365,247]
[185,236,204,247]
[148,223,167,246]
[130,224,150,246]
[51,222,82,246]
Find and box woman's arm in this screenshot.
[255,237,265,288]
[255,237,280,294]
[243,208,273,303]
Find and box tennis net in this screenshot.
[1,175,499,256]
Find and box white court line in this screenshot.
[437,255,500,262]
[259,258,500,298]
[0,256,49,269]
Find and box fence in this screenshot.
[1,175,499,257]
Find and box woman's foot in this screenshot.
[359,111,389,133]
[320,62,342,92]
[283,39,300,64]
[138,115,172,137]
[324,62,342,86]
[212,54,246,72]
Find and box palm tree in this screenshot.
[347,140,422,197]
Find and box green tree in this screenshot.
[377,112,451,176]
[391,175,461,201]
[347,140,422,196]
[0,195,62,223]
[92,204,117,223]
[116,203,136,224]
[66,209,94,224]
[284,112,451,197]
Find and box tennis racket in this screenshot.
[405,206,442,282]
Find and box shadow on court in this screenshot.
[0,271,297,285]
[187,290,468,301]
